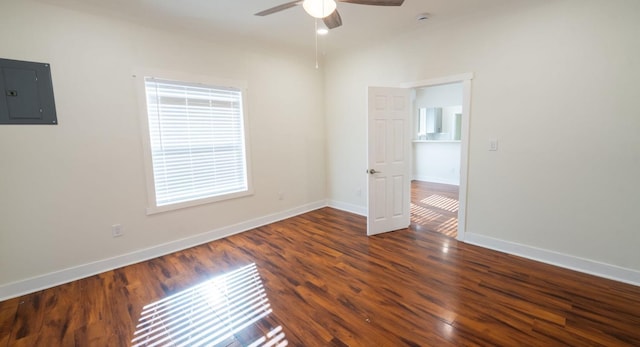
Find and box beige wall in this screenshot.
[325,0,640,272]
[0,1,325,289]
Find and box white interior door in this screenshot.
[367,86,411,236]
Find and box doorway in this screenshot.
[365,73,472,240]
[410,82,463,239]
[404,73,471,241]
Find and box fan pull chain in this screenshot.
[315,19,319,69]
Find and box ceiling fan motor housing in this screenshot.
[303,0,338,19]
[255,0,405,30]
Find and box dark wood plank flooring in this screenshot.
[411,180,459,239]
[1,207,640,346]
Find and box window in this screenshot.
[142,76,251,213]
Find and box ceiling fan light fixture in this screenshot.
[303,0,337,19]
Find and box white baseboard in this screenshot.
[0,200,328,301]
[327,199,367,216]
[412,175,459,186]
[8,203,636,301]
[464,233,640,287]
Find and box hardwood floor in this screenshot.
[411,180,459,239]
[2,207,640,346]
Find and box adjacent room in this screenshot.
[411,82,463,238]
[1,0,639,345]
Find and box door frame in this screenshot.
[399,73,473,241]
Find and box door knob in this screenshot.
[367,169,381,174]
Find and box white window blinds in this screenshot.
[144,77,248,207]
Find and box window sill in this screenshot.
[146,189,254,215]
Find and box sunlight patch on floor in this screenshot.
[437,217,458,238]
[411,203,443,224]
[421,195,459,212]
[131,263,287,347]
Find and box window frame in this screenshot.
[136,70,253,215]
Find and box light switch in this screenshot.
[489,139,498,151]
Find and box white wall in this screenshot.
[0,0,326,295]
[326,0,640,279]
[413,143,460,185]
[416,83,462,109]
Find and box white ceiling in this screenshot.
[37,0,531,52]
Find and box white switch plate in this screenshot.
[489,139,498,151]
[112,224,123,237]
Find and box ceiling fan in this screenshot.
[255,0,405,30]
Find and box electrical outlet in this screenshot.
[112,224,123,238]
